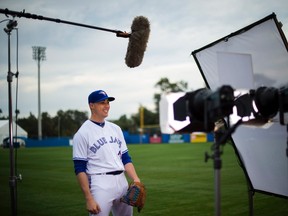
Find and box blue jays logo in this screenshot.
[99,91,107,96]
[89,136,122,153]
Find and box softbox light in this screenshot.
[192,12,288,199]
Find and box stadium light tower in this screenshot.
[32,46,46,140]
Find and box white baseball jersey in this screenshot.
[72,120,128,175]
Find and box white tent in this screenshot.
[0,120,28,145]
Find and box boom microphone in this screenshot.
[0,8,150,68]
[125,16,150,68]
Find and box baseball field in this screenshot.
[0,143,287,216]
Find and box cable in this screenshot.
[0,18,10,24]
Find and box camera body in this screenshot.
[173,85,234,132]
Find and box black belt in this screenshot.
[96,171,123,175]
[107,170,123,175]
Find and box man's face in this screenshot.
[90,99,110,120]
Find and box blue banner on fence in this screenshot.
[26,137,71,147]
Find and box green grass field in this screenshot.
[0,143,287,216]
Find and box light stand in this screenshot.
[205,119,242,216]
[4,19,19,216]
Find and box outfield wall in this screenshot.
[8,132,214,147]
[25,137,71,147]
[124,132,214,144]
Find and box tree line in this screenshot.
[1,78,189,139]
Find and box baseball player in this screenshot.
[72,90,141,216]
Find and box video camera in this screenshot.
[173,85,234,132]
[160,84,288,134]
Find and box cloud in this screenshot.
[0,0,287,120]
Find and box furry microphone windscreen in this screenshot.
[125,16,150,68]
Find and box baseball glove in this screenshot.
[120,181,146,212]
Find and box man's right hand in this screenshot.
[86,197,101,215]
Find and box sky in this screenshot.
[0,0,288,120]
